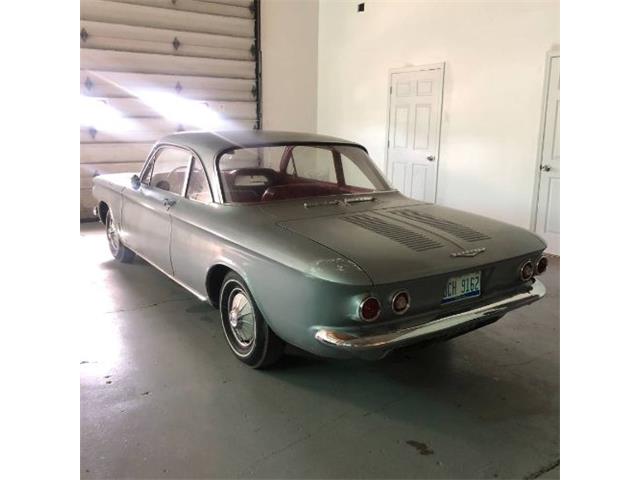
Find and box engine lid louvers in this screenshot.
[342,213,442,252]
[388,209,491,242]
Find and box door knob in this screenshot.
[426,155,435,162]
[540,164,552,172]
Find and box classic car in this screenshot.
[92,130,547,368]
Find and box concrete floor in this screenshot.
[80,222,559,479]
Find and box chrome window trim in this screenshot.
[208,152,224,204]
[219,189,400,206]
[141,142,215,202]
[139,148,159,186]
[183,155,195,198]
[124,243,208,302]
[185,155,216,205]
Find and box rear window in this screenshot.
[217,144,389,203]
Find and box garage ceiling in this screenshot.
[80,0,259,219]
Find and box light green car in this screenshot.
[93,130,547,368]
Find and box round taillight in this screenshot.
[359,296,381,322]
[535,256,548,275]
[391,291,410,315]
[520,260,534,281]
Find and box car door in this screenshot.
[122,146,192,274]
[169,155,218,297]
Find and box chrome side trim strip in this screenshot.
[127,247,208,302]
[315,281,546,351]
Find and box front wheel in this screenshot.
[220,272,285,368]
[105,209,135,263]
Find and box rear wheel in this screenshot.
[105,209,135,263]
[220,272,285,368]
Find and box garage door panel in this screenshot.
[81,118,256,143]
[81,142,154,164]
[87,97,256,118]
[80,21,253,60]
[199,0,253,7]
[108,0,253,18]
[81,123,173,143]
[80,71,255,100]
[80,0,258,219]
[81,36,252,61]
[81,0,254,37]
[91,98,158,117]
[81,49,255,79]
[81,21,253,50]
[80,130,154,143]
[80,161,143,188]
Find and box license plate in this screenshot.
[442,271,481,304]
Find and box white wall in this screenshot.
[317,0,559,228]
[261,0,319,132]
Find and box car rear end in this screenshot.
[265,195,549,359]
[312,251,547,358]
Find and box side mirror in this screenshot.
[131,174,141,190]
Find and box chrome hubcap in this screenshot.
[227,288,255,348]
[106,213,119,254]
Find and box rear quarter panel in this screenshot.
[167,200,374,356]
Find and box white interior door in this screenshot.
[386,66,444,203]
[535,55,560,254]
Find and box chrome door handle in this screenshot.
[163,198,177,208]
[540,164,552,172]
[426,155,436,162]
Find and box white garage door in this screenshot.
[80,0,259,219]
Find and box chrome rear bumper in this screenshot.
[314,280,546,351]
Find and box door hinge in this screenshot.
[389,86,392,95]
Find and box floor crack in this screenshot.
[524,458,559,479]
[104,297,192,314]
[496,357,540,368]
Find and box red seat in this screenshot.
[228,190,261,203]
[261,183,343,201]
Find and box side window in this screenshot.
[341,155,377,190]
[186,159,213,204]
[150,148,192,194]
[287,147,337,183]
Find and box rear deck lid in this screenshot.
[277,202,545,284]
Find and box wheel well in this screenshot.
[98,201,109,224]
[206,264,232,308]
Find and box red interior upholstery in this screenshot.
[228,190,261,203]
[261,183,344,202]
[220,168,374,203]
[221,168,277,203]
[224,168,279,183]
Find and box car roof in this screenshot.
[158,130,367,157]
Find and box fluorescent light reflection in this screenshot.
[136,91,222,130]
[80,96,134,132]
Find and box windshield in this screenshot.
[217,144,391,203]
